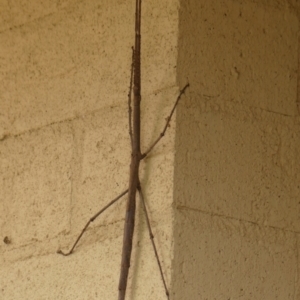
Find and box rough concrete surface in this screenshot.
[1,0,300,299]
[174,0,300,299]
[178,0,298,116]
[1,0,179,299]
[173,210,297,299]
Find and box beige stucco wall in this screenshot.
[174,0,300,299]
[1,0,300,299]
[0,0,179,299]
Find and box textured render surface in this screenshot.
[175,101,300,231]
[173,0,300,299]
[0,0,179,299]
[0,123,73,248]
[2,0,300,299]
[0,0,179,136]
[297,234,300,299]
[0,224,172,300]
[173,210,297,299]
[177,0,298,116]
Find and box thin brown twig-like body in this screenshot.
[118,0,141,298]
[128,47,134,149]
[57,78,188,257]
[56,79,188,258]
[137,184,170,299]
[57,189,129,256]
[141,82,189,159]
[57,0,189,298]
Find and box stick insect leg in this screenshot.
[141,83,189,159]
[57,189,129,256]
[137,184,170,299]
[128,47,134,148]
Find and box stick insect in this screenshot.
[57,0,189,299]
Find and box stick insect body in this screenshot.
[58,0,189,299]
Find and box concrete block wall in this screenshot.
[2,0,300,299]
[174,0,300,299]
[0,0,179,299]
